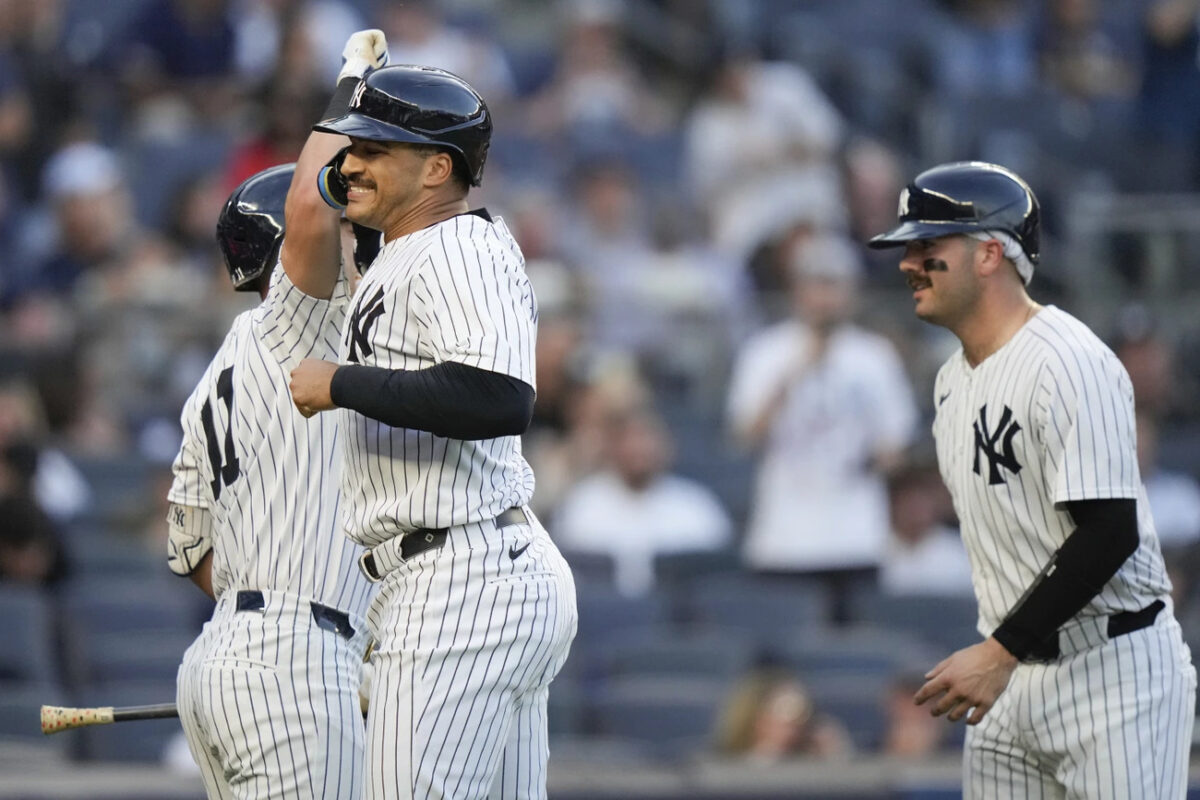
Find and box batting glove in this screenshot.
[338,29,389,84]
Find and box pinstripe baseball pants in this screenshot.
[362,511,577,800]
[177,590,372,799]
[964,613,1196,799]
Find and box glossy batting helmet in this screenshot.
[868,161,1040,265]
[314,65,492,186]
[216,163,294,291]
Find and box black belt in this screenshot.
[1023,599,1165,663]
[234,590,356,641]
[359,507,528,582]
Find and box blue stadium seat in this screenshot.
[574,584,669,646]
[589,675,725,759]
[779,625,935,682]
[0,682,67,742]
[599,629,756,682]
[682,574,828,641]
[0,585,58,687]
[81,630,193,686]
[853,593,981,654]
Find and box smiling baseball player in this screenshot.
[870,161,1197,798]
[288,65,577,800]
[167,31,390,799]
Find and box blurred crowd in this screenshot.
[4,0,1200,770]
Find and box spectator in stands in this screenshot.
[379,0,516,109]
[881,669,953,758]
[1138,411,1200,553]
[1036,0,1138,102]
[880,457,973,597]
[232,0,364,89]
[727,234,917,623]
[1112,304,1187,422]
[713,666,854,762]
[525,0,672,149]
[0,491,66,587]
[1137,0,1200,187]
[927,0,1036,99]
[116,0,242,133]
[554,406,732,596]
[683,47,844,261]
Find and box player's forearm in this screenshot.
[280,128,348,300]
[330,362,535,440]
[991,498,1140,659]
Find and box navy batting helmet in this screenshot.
[868,161,1040,265]
[216,163,294,291]
[314,65,492,186]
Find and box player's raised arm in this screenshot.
[280,29,388,299]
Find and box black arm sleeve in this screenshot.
[991,498,1140,659]
[329,361,535,440]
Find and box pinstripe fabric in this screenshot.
[170,265,375,798]
[964,615,1196,799]
[335,213,537,547]
[178,592,373,800]
[362,512,576,800]
[932,305,1195,797]
[933,306,1170,633]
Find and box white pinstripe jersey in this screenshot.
[931,305,1171,634]
[168,265,373,618]
[337,211,536,547]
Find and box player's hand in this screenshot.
[338,29,389,83]
[913,637,1018,725]
[289,358,340,417]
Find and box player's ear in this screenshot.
[422,151,456,190]
[975,238,1007,278]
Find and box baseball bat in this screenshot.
[41,702,178,735]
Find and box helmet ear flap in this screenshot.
[318,146,351,210]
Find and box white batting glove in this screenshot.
[338,29,389,84]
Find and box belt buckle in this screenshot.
[358,550,382,583]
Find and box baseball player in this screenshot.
[869,161,1197,798]
[167,30,390,799]
[288,65,578,800]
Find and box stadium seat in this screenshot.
[779,624,936,682]
[802,674,890,753]
[853,593,981,653]
[0,585,58,687]
[589,675,725,759]
[81,630,194,687]
[599,629,756,682]
[681,573,828,641]
[573,584,669,646]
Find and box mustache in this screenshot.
[922,258,949,272]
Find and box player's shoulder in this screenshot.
[422,209,524,270]
[1025,305,1120,367]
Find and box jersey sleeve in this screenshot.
[1036,346,1140,504]
[256,255,350,369]
[411,222,537,385]
[166,374,215,573]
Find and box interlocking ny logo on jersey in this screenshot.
[347,286,386,363]
[973,404,1022,485]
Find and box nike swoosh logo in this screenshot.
[938,392,951,406]
[508,543,530,560]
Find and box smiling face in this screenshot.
[898,234,989,328]
[339,137,454,237]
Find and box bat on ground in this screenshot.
[41,703,178,734]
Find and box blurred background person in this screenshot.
[553,406,732,596]
[713,665,854,763]
[727,234,918,623]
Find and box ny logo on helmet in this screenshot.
[973,404,1022,485]
[350,80,367,110]
[898,188,910,217]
